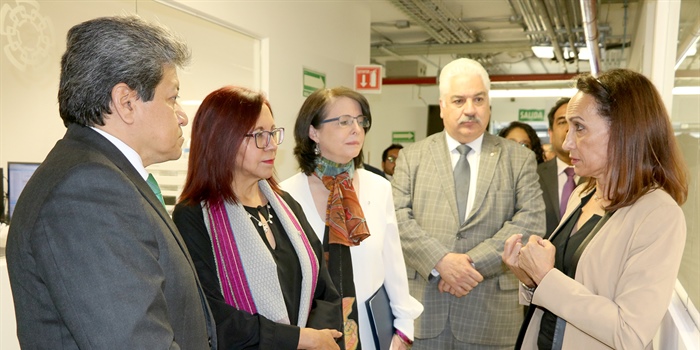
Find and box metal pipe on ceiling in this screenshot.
[559,0,580,68]
[510,0,534,41]
[383,73,577,85]
[580,0,603,76]
[534,0,568,72]
[520,0,545,42]
[389,0,450,44]
[370,40,533,57]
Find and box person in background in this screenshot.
[541,144,555,162]
[536,97,587,237]
[498,121,546,164]
[392,58,545,349]
[173,86,342,349]
[503,69,688,349]
[381,144,404,181]
[6,16,216,349]
[282,87,423,350]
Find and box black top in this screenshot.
[538,194,601,349]
[172,191,342,350]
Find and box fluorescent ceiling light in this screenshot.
[672,86,700,95]
[532,46,592,60]
[575,47,591,60]
[490,88,577,98]
[531,46,554,59]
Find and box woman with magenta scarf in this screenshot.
[173,86,342,349]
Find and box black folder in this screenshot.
[365,284,395,350]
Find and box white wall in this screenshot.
[0,0,371,185]
[167,0,371,180]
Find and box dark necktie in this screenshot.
[560,167,576,217]
[454,145,472,224]
[146,173,166,208]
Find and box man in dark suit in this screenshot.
[537,97,585,237]
[393,58,545,349]
[6,16,216,349]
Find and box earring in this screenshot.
[314,143,321,156]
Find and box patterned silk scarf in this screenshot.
[202,180,319,327]
[313,157,370,350]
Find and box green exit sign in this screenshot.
[392,131,415,143]
[518,109,545,121]
[303,68,326,97]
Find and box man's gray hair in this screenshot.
[438,58,491,97]
[58,15,191,127]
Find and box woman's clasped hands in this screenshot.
[503,234,556,288]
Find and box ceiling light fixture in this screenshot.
[531,46,593,61]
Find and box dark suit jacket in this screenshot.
[6,124,216,349]
[537,158,587,237]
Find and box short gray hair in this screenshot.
[438,58,490,97]
[58,15,191,127]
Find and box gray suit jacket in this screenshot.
[537,159,588,238]
[393,132,545,346]
[6,124,216,349]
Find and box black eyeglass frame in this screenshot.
[319,115,371,128]
[244,127,285,149]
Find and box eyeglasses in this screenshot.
[517,141,532,149]
[386,156,397,163]
[245,128,284,149]
[320,115,370,128]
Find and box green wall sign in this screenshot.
[303,68,326,97]
[392,131,415,143]
[518,109,545,121]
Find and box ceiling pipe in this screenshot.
[383,73,577,85]
[533,0,568,72]
[675,16,700,69]
[580,0,603,77]
[558,0,580,68]
[371,40,533,57]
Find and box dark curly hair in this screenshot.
[498,121,545,164]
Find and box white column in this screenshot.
[632,0,681,116]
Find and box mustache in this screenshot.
[457,115,480,124]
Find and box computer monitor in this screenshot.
[7,162,41,221]
[1,167,4,223]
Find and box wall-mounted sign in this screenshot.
[303,68,326,97]
[518,109,545,121]
[354,65,382,93]
[392,131,415,143]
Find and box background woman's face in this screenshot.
[505,127,532,149]
[563,91,610,180]
[309,96,365,164]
